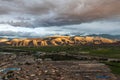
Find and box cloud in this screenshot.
[0,20,120,38]
[0,0,120,37]
[0,0,120,26]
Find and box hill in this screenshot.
[0,36,116,47]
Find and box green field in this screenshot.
[104,62,120,75]
[3,45,120,59]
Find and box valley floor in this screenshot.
[0,53,119,80]
[0,45,120,80]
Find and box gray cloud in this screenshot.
[0,0,120,23]
[0,20,120,38]
[0,0,120,37]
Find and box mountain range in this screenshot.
[0,36,116,47]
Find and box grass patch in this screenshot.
[90,48,120,58]
[104,62,120,75]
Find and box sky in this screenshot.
[0,0,120,38]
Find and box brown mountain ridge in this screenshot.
[0,36,115,47]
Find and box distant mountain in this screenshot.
[63,34,120,40]
[87,34,120,40]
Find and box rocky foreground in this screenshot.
[0,53,118,80]
[0,36,115,46]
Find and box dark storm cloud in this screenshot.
[0,0,55,15]
[0,0,120,37]
[0,0,120,22]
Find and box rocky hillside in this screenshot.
[0,36,115,46]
